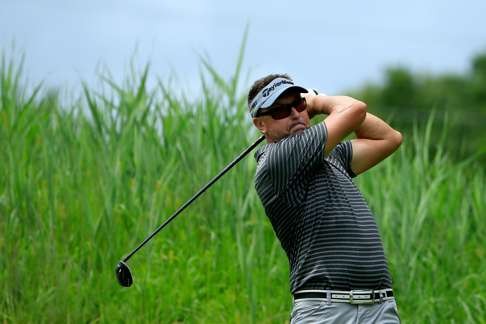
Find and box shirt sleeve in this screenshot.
[265,123,328,196]
[328,140,357,178]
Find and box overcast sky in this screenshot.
[1,0,486,96]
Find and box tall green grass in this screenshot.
[0,52,485,323]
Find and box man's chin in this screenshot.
[290,124,307,134]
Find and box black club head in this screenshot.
[115,261,133,287]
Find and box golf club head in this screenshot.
[115,261,133,287]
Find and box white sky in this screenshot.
[1,0,486,96]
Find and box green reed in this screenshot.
[0,51,484,323]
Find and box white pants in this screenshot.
[291,298,400,323]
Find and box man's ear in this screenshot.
[253,117,267,133]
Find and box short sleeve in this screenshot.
[328,140,356,178]
[265,123,328,195]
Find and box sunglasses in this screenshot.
[258,97,307,120]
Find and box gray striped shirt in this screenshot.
[254,123,392,293]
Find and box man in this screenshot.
[248,74,402,323]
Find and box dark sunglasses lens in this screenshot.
[295,98,307,112]
[263,97,307,120]
[115,261,133,287]
[270,107,292,120]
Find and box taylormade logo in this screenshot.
[262,79,293,97]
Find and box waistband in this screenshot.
[293,288,394,304]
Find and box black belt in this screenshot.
[293,289,394,304]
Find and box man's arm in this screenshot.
[305,92,402,175]
[305,94,367,156]
[350,112,403,175]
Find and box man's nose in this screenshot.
[289,107,300,118]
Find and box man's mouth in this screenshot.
[289,122,306,132]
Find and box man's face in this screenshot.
[252,91,310,142]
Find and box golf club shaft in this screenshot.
[122,135,265,262]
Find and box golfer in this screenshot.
[249,74,402,323]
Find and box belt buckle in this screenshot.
[380,290,386,303]
[349,290,373,305]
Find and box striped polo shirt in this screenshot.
[254,122,392,293]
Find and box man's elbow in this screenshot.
[351,100,367,124]
[389,130,403,150]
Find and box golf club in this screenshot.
[115,135,265,287]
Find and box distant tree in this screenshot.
[470,53,486,103]
[381,67,418,110]
[348,50,486,162]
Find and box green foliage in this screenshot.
[350,51,486,162]
[0,51,485,323]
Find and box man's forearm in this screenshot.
[308,94,364,116]
[355,112,401,141]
